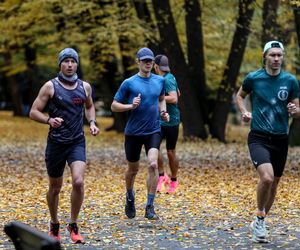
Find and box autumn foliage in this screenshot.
[0,111,300,248]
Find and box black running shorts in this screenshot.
[160,125,179,150]
[125,132,161,162]
[247,130,288,177]
[45,137,86,178]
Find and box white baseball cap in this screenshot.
[263,41,284,54]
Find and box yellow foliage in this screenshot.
[0,112,300,248]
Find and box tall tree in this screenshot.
[0,1,23,116]
[3,52,23,116]
[184,0,208,125]
[133,0,159,53]
[106,0,144,132]
[261,0,280,45]
[152,0,207,138]
[288,8,300,146]
[210,0,255,142]
[24,44,39,110]
[294,7,300,77]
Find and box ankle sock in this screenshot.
[126,189,134,200]
[256,209,266,218]
[147,194,155,206]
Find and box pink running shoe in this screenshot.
[156,174,170,193]
[166,181,178,194]
[48,222,60,241]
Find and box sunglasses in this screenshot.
[140,59,154,63]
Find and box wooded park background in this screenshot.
[1,0,300,143]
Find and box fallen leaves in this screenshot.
[0,111,300,249]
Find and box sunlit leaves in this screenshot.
[1,112,300,248]
[282,0,300,8]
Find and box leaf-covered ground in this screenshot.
[0,111,300,249]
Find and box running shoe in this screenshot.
[48,222,60,241]
[156,174,170,193]
[125,194,136,219]
[250,217,268,243]
[166,180,178,194]
[145,205,159,220]
[67,223,85,244]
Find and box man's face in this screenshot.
[265,48,284,70]
[138,59,154,74]
[153,64,159,74]
[60,58,77,76]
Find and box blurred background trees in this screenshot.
[0,0,300,143]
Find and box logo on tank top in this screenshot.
[278,87,288,101]
[72,97,84,105]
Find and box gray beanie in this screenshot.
[58,48,79,65]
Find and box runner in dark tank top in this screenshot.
[48,78,87,143]
[29,48,99,244]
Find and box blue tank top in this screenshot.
[48,78,87,143]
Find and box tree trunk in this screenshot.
[103,56,127,132]
[289,80,300,146]
[132,0,160,53]
[184,0,208,124]
[3,52,23,116]
[289,8,300,146]
[24,45,39,110]
[294,8,300,76]
[210,0,255,142]
[105,0,138,132]
[152,0,207,139]
[261,0,280,45]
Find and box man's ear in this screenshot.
[262,52,266,65]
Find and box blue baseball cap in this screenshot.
[58,48,79,65]
[137,47,154,60]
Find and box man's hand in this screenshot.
[241,111,252,122]
[89,123,99,136]
[132,93,141,109]
[287,102,298,116]
[161,111,170,122]
[48,117,64,128]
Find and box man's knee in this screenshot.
[72,178,84,190]
[129,169,139,176]
[127,163,139,175]
[149,160,158,169]
[258,163,274,184]
[167,150,176,159]
[48,185,62,196]
[260,174,274,185]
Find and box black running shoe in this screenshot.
[145,205,159,220]
[125,195,136,219]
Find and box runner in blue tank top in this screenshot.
[111,47,169,220]
[236,41,300,243]
[30,48,99,244]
